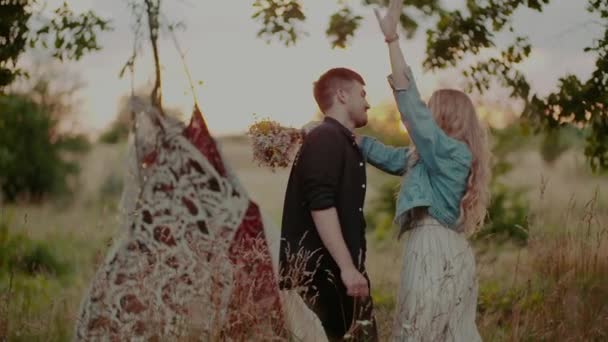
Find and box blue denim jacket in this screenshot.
[360,66,472,233]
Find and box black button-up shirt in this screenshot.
[279,116,367,289]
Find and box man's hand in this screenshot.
[373,0,403,40]
[311,208,369,297]
[341,267,369,298]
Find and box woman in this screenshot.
[359,1,491,340]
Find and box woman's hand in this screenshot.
[373,0,403,41]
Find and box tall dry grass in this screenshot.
[367,150,608,341]
[475,182,608,341]
[0,141,606,341]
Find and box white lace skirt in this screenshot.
[392,217,481,342]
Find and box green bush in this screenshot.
[98,121,129,144]
[99,172,124,202]
[365,179,399,241]
[474,125,531,245]
[0,212,71,278]
[473,155,530,245]
[0,94,89,202]
[539,126,585,165]
[475,182,529,244]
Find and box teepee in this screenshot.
[75,98,326,341]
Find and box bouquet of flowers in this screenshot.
[247,118,304,171]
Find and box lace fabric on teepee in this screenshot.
[75,101,288,341]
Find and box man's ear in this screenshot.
[336,88,347,104]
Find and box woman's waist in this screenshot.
[395,205,459,229]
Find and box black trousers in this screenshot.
[304,272,378,341]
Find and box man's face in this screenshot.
[344,81,370,128]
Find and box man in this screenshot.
[279,67,378,341]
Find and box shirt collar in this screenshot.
[323,116,356,143]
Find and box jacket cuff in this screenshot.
[387,65,414,92]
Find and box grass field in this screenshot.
[1,137,606,341]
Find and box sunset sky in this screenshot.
[39,0,601,137]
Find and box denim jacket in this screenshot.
[360,66,472,233]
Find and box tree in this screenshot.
[119,0,201,118]
[119,0,169,113]
[0,0,111,90]
[0,1,110,201]
[0,91,89,202]
[253,0,608,171]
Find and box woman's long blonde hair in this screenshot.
[427,89,491,235]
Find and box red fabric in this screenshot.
[184,106,227,177]
[184,106,287,337]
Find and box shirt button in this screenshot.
[359,162,364,166]
[358,208,363,212]
[362,184,366,189]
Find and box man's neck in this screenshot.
[325,111,355,132]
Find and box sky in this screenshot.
[38,0,602,137]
